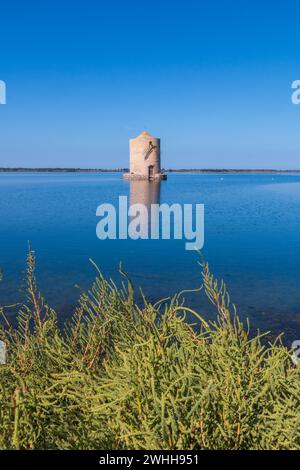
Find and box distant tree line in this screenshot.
[166,168,300,173]
[0,168,129,172]
[1,168,300,173]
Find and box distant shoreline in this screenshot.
[1,168,300,174]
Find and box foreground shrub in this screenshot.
[0,250,299,450]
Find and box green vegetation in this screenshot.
[0,250,299,450]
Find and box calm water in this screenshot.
[1,172,300,342]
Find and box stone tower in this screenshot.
[123,131,167,180]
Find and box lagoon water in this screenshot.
[1,172,300,342]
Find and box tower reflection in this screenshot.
[130,180,161,207]
[129,180,161,234]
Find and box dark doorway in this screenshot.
[148,165,154,180]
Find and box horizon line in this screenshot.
[1,167,300,173]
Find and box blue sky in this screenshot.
[0,0,300,169]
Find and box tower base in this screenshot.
[123,173,167,181]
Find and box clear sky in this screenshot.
[0,0,300,169]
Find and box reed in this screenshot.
[0,249,299,450]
